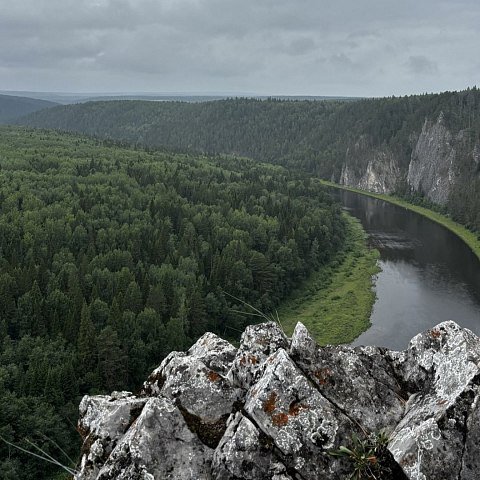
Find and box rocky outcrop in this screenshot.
[75,320,480,480]
[407,113,458,205]
[340,139,402,194]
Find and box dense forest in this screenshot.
[0,94,58,124]
[0,126,346,479]
[20,88,480,229]
[18,89,480,177]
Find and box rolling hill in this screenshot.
[0,93,58,124]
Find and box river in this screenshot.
[331,189,480,350]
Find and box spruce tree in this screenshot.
[77,302,96,375]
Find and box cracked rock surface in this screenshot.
[75,321,480,479]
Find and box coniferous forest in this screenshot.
[20,88,480,230]
[0,126,346,479]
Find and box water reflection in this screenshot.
[331,189,480,350]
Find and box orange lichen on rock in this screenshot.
[263,392,278,414]
[288,401,309,416]
[430,329,441,339]
[206,370,221,382]
[248,355,258,365]
[271,413,289,427]
[313,368,332,385]
[239,354,259,366]
[262,394,309,428]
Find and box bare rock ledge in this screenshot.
[75,321,480,480]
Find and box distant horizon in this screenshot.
[0,88,361,97]
[1,85,478,100]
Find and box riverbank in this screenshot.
[278,213,380,345]
[321,180,480,262]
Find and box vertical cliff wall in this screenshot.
[339,112,478,208]
[340,139,402,194]
[407,113,457,205]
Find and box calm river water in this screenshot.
[331,189,480,350]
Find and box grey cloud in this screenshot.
[0,0,479,95]
[406,56,439,75]
[271,37,317,56]
[329,53,357,70]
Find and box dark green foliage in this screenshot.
[20,87,480,229]
[0,336,79,479]
[0,126,345,479]
[0,94,58,124]
[329,432,408,479]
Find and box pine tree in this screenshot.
[77,302,96,375]
[107,296,122,331]
[96,326,127,391]
[30,281,45,337]
[123,281,143,314]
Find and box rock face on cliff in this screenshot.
[75,321,480,480]
[339,112,479,207]
[340,138,402,194]
[407,113,457,205]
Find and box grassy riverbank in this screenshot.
[321,180,480,261]
[278,214,380,345]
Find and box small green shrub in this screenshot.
[329,432,392,480]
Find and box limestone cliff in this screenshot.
[339,137,402,194]
[75,321,480,480]
[339,113,478,207]
[407,113,457,205]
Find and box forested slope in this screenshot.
[0,126,345,479]
[0,94,58,124]
[20,88,480,229]
[19,99,341,173]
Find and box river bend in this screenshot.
[332,189,480,350]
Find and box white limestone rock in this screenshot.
[75,320,480,480]
[226,321,289,390]
[388,321,480,480]
[244,348,355,479]
[76,392,147,480]
[95,397,213,479]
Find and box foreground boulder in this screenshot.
[75,321,480,479]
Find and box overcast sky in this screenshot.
[1,0,479,97]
